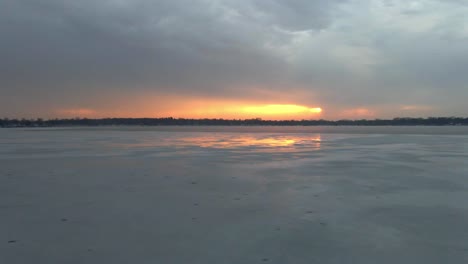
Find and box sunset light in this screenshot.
[241,104,322,116]
[151,99,324,120]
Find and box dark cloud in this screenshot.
[251,0,346,30]
[1,0,467,118]
[0,0,306,93]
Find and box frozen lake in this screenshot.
[1,126,468,263]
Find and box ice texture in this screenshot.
[1,126,468,263]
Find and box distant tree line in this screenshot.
[1,117,468,127]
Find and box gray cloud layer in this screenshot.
[1,0,468,118]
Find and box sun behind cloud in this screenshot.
[242,104,322,116]
[155,99,324,120]
[165,99,325,119]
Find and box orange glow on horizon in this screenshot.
[156,100,324,120]
[54,94,323,120]
[242,104,322,116]
[195,103,323,120]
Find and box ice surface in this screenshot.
[1,127,468,263]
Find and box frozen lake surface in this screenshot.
[1,126,468,263]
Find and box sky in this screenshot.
[1,0,468,120]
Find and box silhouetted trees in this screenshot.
[1,117,468,127]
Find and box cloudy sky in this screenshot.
[1,0,468,119]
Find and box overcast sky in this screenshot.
[1,0,468,119]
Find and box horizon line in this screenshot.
[2,116,468,121]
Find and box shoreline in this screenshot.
[2,125,468,135]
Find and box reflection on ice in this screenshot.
[2,128,468,263]
[180,135,321,149]
[108,134,322,153]
[0,131,325,159]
